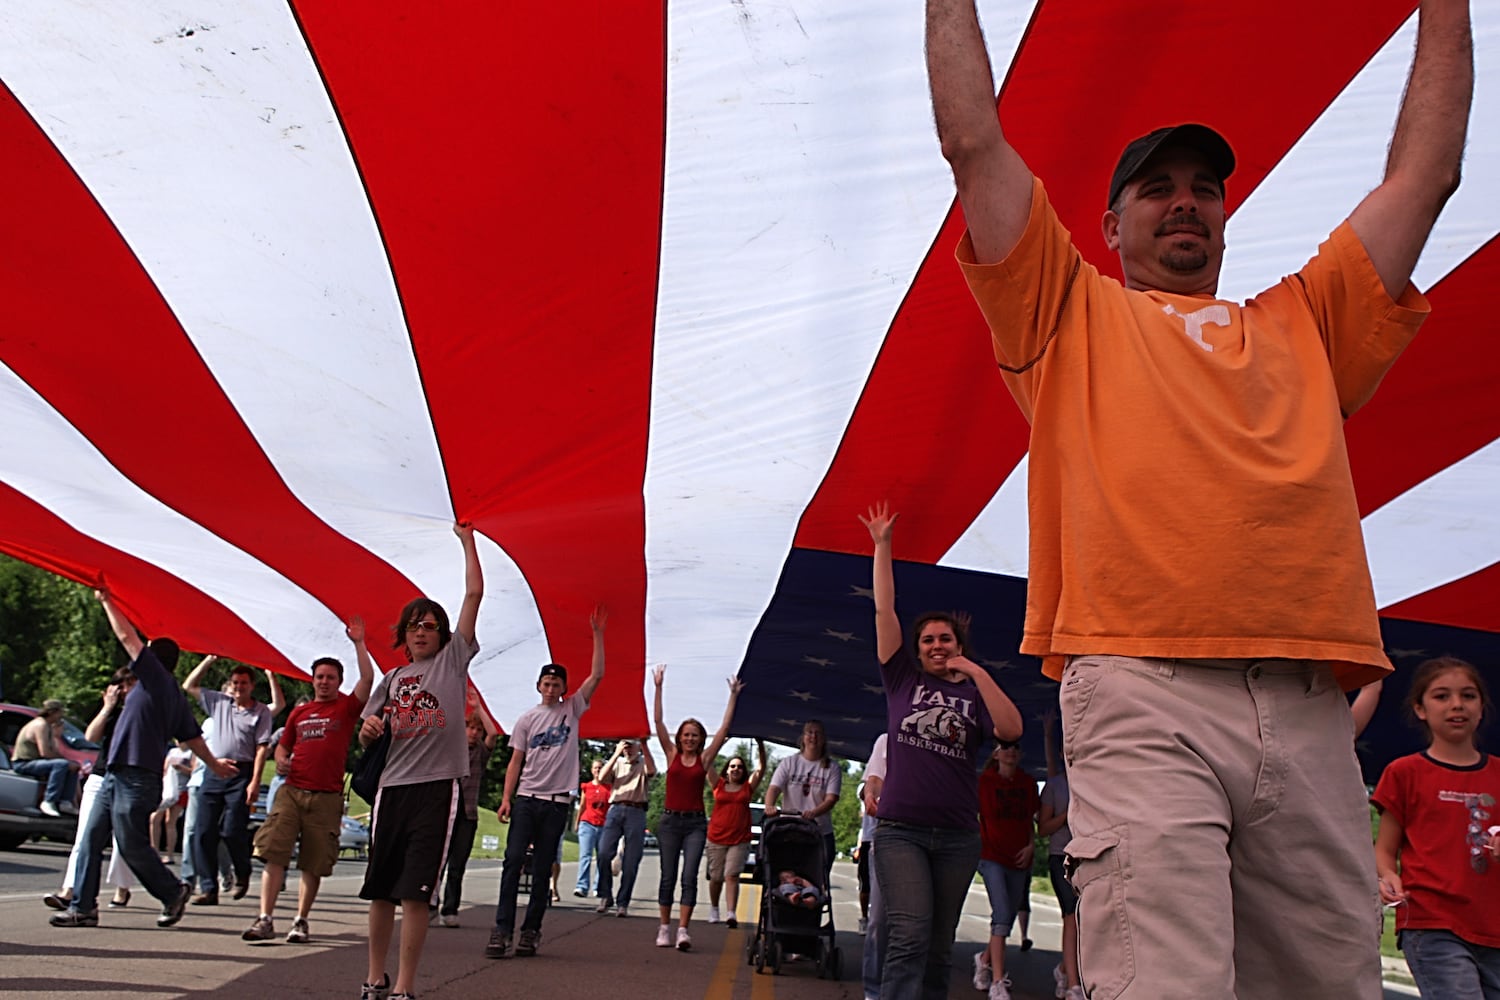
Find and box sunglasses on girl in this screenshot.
[404,620,441,633]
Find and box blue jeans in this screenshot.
[192,761,252,893]
[72,767,183,914]
[576,820,602,894]
[863,840,890,1000]
[493,796,570,934]
[656,811,707,908]
[179,784,233,885]
[595,802,647,907]
[15,758,78,807]
[1403,928,1500,999]
[440,814,478,916]
[976,858,1029,936]
[874,820,980,1000]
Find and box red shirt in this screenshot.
[708,778,754,845]
[978,766,1038,867]
[280,693,363,793]
[664,754,707,813]
[1372,752,1500,948]
[579,780,611,826]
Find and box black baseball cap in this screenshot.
[1107,124,1235,209]
[537,663,568,687]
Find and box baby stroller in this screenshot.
[745,814,842,979]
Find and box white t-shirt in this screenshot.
[510,691,591,797]
[770,752,843,835]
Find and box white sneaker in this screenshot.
[1065,988,1086,1000]
[1053,964,1068,998]
[707,905,721,924]
[440,914,459,928]
[987,977,1012,1000]
[39,801,61,818]
[858,916,868,934]
[972,953,993,991]
[655,924,672,947]
[676,926,692,951]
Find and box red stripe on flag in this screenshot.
[0,83,420,673]
[0,483,297,673]
[1347,236,1500,513]
[292,3,665,733]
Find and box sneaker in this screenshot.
[42,892,69,910]
[60,801,79,815]
[972,953,993,991]
[158,881,192,927]
[286,917,310,943]
[39,801,61,817]
[858,916,868,934]
[389,994,417,1000]
[615,904,628,918]
[1053,964,1068,999]
[655,924,672,947]
[708,905,721,924]
[439,914,459,928]
[232,879,250,901]
[725,916,737,929]
[221,873,236,893]
[573,888,586,897]
[485,930,511,959]
[242,915,276,941]
[595,897,612,913]
[50,909,99,927]
[360,972,390,1000]
[1065,989,1086,1000]
[988,977,1012,1000]
[108,888,131,909]
[516,928,541,957]
[1020,938,1033,952]
[191,889,219,906]
[676,926,692,951]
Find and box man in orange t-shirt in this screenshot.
[926,2,1474,998]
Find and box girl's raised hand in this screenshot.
[652,663,667,686]
[590,604,609,632]
[858,501,899,544]
[728,677,745,697]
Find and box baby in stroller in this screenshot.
[775,870,824,910]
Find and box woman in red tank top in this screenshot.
[705,737,767,927]
[651,666,743,952]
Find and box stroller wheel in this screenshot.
[830,946,843,980]
[767,939,782,975]
[746,936,757,966]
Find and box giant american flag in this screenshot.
[1,1,1496,780]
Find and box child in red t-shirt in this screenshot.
[1373,656,1500,998]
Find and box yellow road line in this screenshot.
[705,882,766,1000]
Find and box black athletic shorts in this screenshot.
[359,779,458,904]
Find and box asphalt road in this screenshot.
[0,838,1417,999]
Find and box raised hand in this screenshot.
[590,604,609,633]
[453,520,474,541]
[346,615,366,644]
[652,663,666,687]
[858,500,899,545]
[727,677,745,697]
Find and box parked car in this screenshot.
[0,702,101,776]
[643,827,659,850]
[741,802,765,880]
[0,744,78,850]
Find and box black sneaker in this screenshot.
[360,972,390,1000]
[158,881,192,927]
[485,930,511,959]
[516,928,541,957]
[50,909,99,928]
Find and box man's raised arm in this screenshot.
[927,0,1034,264]
[95,589,144,660]
[1348,0,1473,297]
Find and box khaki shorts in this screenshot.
[252,785,343,877]
[1060,655,1380,1000]
[704,840,750,883]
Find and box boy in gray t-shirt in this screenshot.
[485,607,607,960]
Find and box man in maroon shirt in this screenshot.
[241,617,375,943]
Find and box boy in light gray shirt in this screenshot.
[485,607,607,961]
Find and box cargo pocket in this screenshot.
[1065,829,1134,1000]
